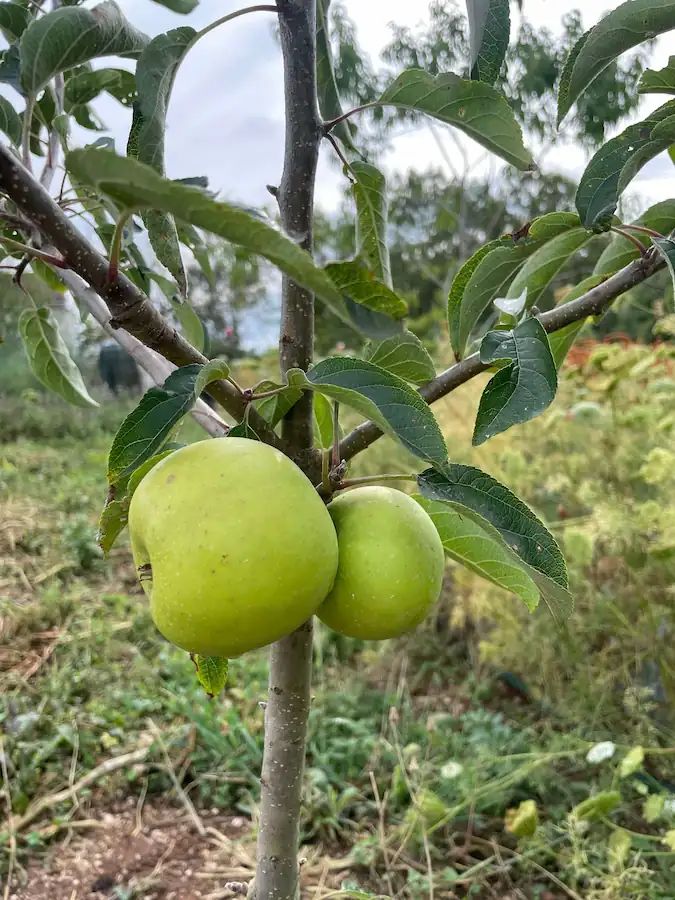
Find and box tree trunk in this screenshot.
[254,2,321,899]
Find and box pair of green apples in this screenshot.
[129,439,445,658]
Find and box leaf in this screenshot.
[652,235,675,295]
[575,101,675,229]
[506,228,595,309]
[449,213,580,358]
[366,331,436,385]
[194,358,230,397]
[0,3,30,44]
[316,0,356,151]
[0,44,22,96]
[377,69,533,170]
[67,149,355,328]
[644,794,666,824]
[177,222,214,288]
[132,27,194,296]
[228,418,264,441]
[253,382,303,427]
[345,297,404,340]
[288,357,448,464]
[30,258,66,293]
[619,746,644,778]
[18,307,99,408]
[473,317,557,446]
[193,655,228,697]
[608,829,632,870]
[557,0,675,124]
[663,830,675,851]
[19,1,148,95]
[415,495,540,610]
[313,390,334,449]
[325,260,407,318]
[466,0,510,86]
[548,275,606,369]
[107,364,200,484]
[595,200,675,275]
[572,791,622,822]
[350,162,391,288]
[64,67,136,109]
[171,298,204,352]
[417,464,572,621]
[639,56,675,95]
[505,799,539,838]
[0,93,21,146]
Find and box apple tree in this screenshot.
[1,1,675,898]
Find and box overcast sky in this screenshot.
[100,0,675,216]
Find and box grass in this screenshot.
[3,345,675,897]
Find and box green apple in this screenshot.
[318,486,445,640]
[129,438,338,657]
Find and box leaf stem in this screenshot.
[337,473,417,490]
[192,5,278,47]
[610,226,647,257]
[331,401,340,470]
[0,237,67,268]
[325,132,354,180]
[248,385,287,400]
[21,97,35,172]
[324,102,379,133]
[620,223,664,239]
[108,210,132,282]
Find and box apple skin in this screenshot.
[318,486,445,640]
[128,438,338,657]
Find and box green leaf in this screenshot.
[253,382,303,427]
[506,228,595,309]
[228,418,264,441]
[316,0,356,151]
[595,200,675,275]
[0,2,30,43]
[313,390,334,449]
[194,358,230,397]
[572,791,622,822]
[288,357,448,464]
[19,2,148,95]
[473,317,557,446]
[415,495,540,611]
[619,746,644,778]
[557,0,675,125]
[345,296,404,340]
[639,55,675,95]
[193,654,228,697]
[178,222,214,288]
[0,93,21,146]
[652,235,675,295]
[575,101,675,229]
[64,67,136,109]
[644,794,666,823]
[325,260,407,318]
[67,149,355,329]
[171,298,204,352]
[377,69,533,170]
[449,213,580,358]
[107,364,200,484]
[18,307,98,408]
[0,44,22,96]
[30,258,66,293]
[417,464,572,621]
[350,162,391,287]
[505,799,539,838]
[132,27,194,296]
[366,331,436,385]
[466,0,510,86]
[548,275,607,369]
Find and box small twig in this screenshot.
[610,225,647,257]
[337,474,417,490]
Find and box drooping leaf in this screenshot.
[415,495,540,610]
[107,364,200,484]
[449,213,580,358]
[177,222,214,288]
[350,161,391,287]
[473,317,557,445]
[0,93,21,146]
[0,44,22,96]
[575,101,675,229]
[595,200,675,275]
[418,464,572,621]
[253,381,303,427]
[466,0,510,86]
[193,654,228,697]
[194,358,230,397]
[548,274,607,369]
[377,69,533,170]
[132,27,194,296]
[18,307,99,408]
[345,296,404,340]
[19,2,148,95]
[64,67,136,109]
[325,260,407,318]
[313,390,335,449]
[171,298,205,351]
[557,0,675,124]
[287,357,448,464]
[639,56,675,95]
[67,149,355,328]
[366,331,436,385]
[506,228,595,309]
[150,0,199,11]
[316,0,357,151]
[0,3,30,44]
[652,235,675,295]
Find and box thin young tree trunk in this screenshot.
[254,2,321,899]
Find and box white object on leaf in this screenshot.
[440,761,464,780]
[586,741,616,764]
[494,287,528,318]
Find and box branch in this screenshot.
[339,251,665,461]
[0,144,279,446]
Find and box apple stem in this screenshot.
[337,474,418,490]
[331,402,340,470]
